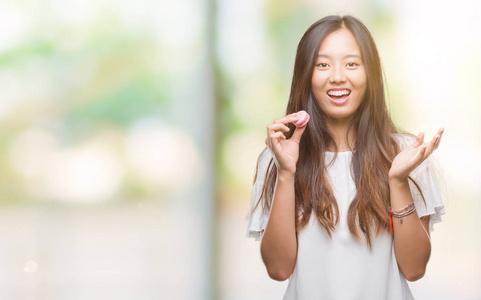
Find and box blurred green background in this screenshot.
[0,0,479,299]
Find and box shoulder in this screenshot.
[391,133,439,175]
[257,147,274,169]
[391,133,418,151]
[255,147,274,182]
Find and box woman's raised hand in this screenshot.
[265,112,308,175]
[389,128,444,181]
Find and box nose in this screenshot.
[329,66,346,83]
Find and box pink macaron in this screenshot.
[294,110,310,127]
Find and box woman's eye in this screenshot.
[347,62,358,67]
[317,63,328,68]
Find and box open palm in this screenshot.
[389,128,444,180]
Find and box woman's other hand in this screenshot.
[265,112,308,175]
[389,128,444,181]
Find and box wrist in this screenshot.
[388,175,409,187]
[278,169,296,180]
[388,169,408,182]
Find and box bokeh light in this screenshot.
[0,0,479,299]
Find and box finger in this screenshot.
[419,145,427,156]
[434,134,443,150]
[423,135,438,158]
[267,123,291,133]
[413,132,424,147]
[425,129,442,155]
[425,128,445,157]
[273,113,299,125]
[266,136,272,149]
[266,124,290,149]
[290,124,307,143]
[270,132,286,150]
[266,130,284,148]
[270,132,286,148]
[415,145,427,162]
[270,131,286,140]
[410,144,427,167]
[434,128,444,150]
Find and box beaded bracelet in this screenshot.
[389,201,416,234]
[391,206,416,222]
[390,201,415,214]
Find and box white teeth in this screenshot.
[327,90,350,96]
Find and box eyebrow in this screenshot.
[317,54,361,59]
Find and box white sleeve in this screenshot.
[393,133,446,232]
[408,155,446,233]
[245,147,274,241]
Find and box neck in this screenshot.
[326,118,356,152]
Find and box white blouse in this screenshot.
[245,134,445,300]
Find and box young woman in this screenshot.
[245,15,445,299]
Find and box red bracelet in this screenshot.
[389,211,393,234]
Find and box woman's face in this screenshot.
[311,28,367,124]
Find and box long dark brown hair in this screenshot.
[251,15,426,249]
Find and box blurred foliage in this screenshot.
[66,75,166,127]
[0,8,172,205]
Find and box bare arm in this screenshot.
[260,112,307,281]
[260,170,298,281]
[389,178,431,281]
[389,129,444,281]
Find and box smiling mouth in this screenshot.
[326,90,351,105]
[326,89,351,98]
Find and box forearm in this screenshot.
[260,170,298,281]
[389,177,431,281]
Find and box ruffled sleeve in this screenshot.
[245,147,274,241]
[394,134,446,232]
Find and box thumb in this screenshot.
[413,132,424,148]
[290,124,307,143]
